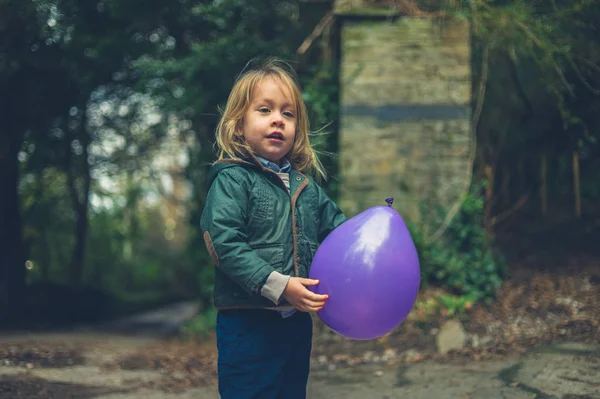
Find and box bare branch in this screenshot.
[575,55,600,75]
[551,59,575,97]
[297,11,334,56]
[426,44,489,243]
[507,47,535,113]
[567,55,600,95]
[491,190,531,226]
[475,0,574,97]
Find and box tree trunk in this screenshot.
[69,199,89,287]
[40,232,50,283]
[518,156,525,195]
[540,153,548,217]
[573,151,581,218]
[0,132,26,325]
[484,163,495,232]
[66,125,91,288]
[35,170,50,282]
[501,166,511,207]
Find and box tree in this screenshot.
[0,0,75,322]
[0,0,167,321]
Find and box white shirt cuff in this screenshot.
[261,271,291,304]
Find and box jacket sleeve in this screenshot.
[315,184,347,243]
[200,170,276,296]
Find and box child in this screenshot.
[200,57,346,398]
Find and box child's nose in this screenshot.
[271,116,284,128]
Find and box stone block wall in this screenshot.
[337,16,472,226]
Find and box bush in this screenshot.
[410,183,506,304]
[180,306,217,339]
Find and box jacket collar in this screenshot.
[213,153,308,197]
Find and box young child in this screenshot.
[200,57,346,398]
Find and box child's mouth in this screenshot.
[267,132,284,142]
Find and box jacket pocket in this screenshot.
[251,243,284,269]
[247,179,272,226]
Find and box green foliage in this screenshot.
[20,168,74,283]
[22,178,200,310]
[468,0,600,139]
[434,293,475,317]
[303,62,339,135]
[84,205,199,300]
[301,61,341,193]
[410,183,506,304]
[184,224,215,307]
[180,306,218,339]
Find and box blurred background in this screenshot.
[1,0,599,341]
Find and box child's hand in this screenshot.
[283,277,328,312]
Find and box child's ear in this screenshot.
[234,130,245,141]
[234,120,244,136]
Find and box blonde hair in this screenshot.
[215,57,326,179]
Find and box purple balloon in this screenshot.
[309,200,420,340]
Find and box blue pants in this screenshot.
[216,309,313,399]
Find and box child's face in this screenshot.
[241,77,296,165]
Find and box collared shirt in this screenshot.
[256,156,292,173]
[256,156,291,193]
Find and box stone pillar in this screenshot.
[336,8,472,226]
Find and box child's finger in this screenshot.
[298,278,319,286]
[302,299,325,307]
[306,291,328,301]
[299,303,323,312]
[302,297,327,308]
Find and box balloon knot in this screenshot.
[386,198,394,207]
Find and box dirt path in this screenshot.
[1,338,598,398]
[1,301,598,399]
[306,342,600,399]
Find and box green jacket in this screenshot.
[200,158,346,310]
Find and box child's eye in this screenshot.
[258,107,270,113]
[283,111,295,118]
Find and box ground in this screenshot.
[1,215,599,398]
[0,324,598,399]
